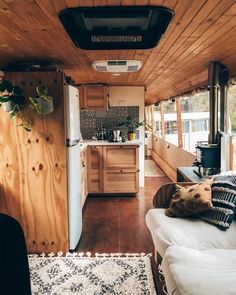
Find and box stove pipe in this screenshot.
[208,61,228,144]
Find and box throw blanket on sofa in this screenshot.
[200,174,236,230]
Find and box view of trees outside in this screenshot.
[147,87,235,166]
[180,92,209,152]
[164,100,178,146]
[153,104,162,137]
[228,85,236,169]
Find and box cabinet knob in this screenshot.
[137,169,140,172]
[120,170,123,172]
[82,161,85,167]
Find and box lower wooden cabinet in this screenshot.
[87,145,139,194]
[104,169,138,193]
[87,146,104,193]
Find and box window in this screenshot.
[181,92,209,153]
[164,100,178,145]
[228,85,236,169]
[153,105,162,137]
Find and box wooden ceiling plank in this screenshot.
[107,0,121,5]
[162,0,178,10]
[134,0,192,84]
[148,0,163,5]
[145,0,236,87]
[151,13,236,91]
[147,30,236,98]
[142,0,236,98]
[121,0,135,6]
[93,0,107,6]
[65,0,93,7]
[144,0,223,84]
[137,0,209,85]
[2,0,53,30]
[149,39,235,90]
[135,0,150,5]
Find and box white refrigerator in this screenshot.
[64,84,82,250]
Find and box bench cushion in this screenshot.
[162,246,236,295]
[145,209,236,257]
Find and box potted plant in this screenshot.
[119,116,147,141]
[29,86,54,114]
[0,71,31,131]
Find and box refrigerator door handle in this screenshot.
[66,138,80,147]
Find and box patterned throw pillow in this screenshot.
[165,179,213,218]
[199,175,236,230]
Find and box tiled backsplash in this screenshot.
[80,106,139,140]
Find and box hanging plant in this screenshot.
[0,71,31,131]
[29,86,54,114]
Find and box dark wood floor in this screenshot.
[77,175,171,294]
[78,177,170,254]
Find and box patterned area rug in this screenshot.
[29,253,156,295]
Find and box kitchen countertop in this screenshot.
[79,139,143,151]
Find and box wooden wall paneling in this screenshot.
[151,135,195,181]
[0,71,68,253]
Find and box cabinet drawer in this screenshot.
[103,145,138,169]
[104,170,138,193]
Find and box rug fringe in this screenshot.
[28,252,152,258]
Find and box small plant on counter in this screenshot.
[0,71,31,131]
[119,116,151,140]
[29,86,54,114]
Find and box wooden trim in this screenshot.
[151,150,176,181]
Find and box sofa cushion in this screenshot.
[145,208,236,257]
[199,174,236,230]
[165,181,212,218]
[162,246,236,295]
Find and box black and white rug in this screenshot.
[29,252,156,295]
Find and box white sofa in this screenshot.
[146,183,236,295]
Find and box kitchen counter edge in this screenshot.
[79,140,143,151]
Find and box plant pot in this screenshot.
[35,97,54,114]
[2,100,14,112]
[128,132,136,141]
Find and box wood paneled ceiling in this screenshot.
[0,0,236,105]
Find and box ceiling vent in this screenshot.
[92,60,143,73]
[59,6,174,50]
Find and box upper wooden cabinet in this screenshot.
[80,85,108,110]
